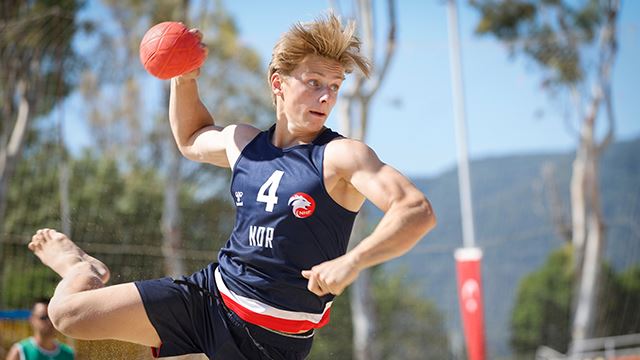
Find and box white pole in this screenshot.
[446,0,476,248]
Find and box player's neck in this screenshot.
[272,122,324,149]
[33,334,57,351]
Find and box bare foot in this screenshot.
[29,229,111,284]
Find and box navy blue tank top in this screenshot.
[215,125,358,332]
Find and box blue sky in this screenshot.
[67,1,640,178]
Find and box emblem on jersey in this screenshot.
[235,191,244,206]
[288,192,316,218]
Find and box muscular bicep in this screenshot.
[182,124,259,168]
[181,125,228,166]
[332,140,423,213]
[350,161,421,213]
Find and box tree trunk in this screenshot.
[331,1,396,358]
[59,160,72,235]
[161,82,185,278]
[349,208,379,360]
[570,145,587,272]
[161,139,185,278]
[570,113,607,356]
[568,92,609,360]
[0,80,30,238]
[570,2,618,352]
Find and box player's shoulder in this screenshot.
[325,136,380,171]
[222,123,261,139]
[6,342,23,360]
[222,124,262,148]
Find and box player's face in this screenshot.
[278,55,344,132]
[30,303,55,336]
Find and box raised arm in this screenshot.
[169,30,259,168]
[169,74,227,166]
[302,139,436,296]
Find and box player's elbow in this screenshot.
[412,195,436,236]
[176,144,199,161]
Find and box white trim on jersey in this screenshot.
[214,267,331,324]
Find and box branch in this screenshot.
[363,0,397,98]
[338,97,352,137]
[339,68,365,137]
[0,6,62,34]
[582,81,602,145]
[596,0,619,153]
[565,86,582,138]
[358,99,370,142]
[358,0,375,65]
[0,80,30,179]
[542,163,572,243]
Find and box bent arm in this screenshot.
[345,143,435,269]
[302,140,436,296]
[169,76,229,167]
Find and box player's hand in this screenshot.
[177,28,208,80]
[301,254,361,296]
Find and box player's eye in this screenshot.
[329,84,340,92]
[307,79,320,87]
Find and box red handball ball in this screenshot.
[139,21,206,80]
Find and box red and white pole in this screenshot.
[455,247,486,360]
[446,0,487,358]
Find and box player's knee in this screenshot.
[48,297,87,337]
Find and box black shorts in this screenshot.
[134,263,314,359]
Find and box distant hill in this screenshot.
[382,137,640,358]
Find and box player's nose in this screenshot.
[319,88,333,103]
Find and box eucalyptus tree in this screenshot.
[470,0,620,350]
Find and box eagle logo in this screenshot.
[288,192,316,218]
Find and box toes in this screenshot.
[29,229,48,252]
[32,232,43,242]
[43,228,63,241]
[28,241,38,252]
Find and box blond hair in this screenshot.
[268,13,371,104]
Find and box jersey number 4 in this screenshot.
[257,170,284,212]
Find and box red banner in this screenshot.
[455,247,487,360]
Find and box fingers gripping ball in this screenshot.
[139,22,205,79]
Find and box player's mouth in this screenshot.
[309,110,326,118]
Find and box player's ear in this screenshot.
[271,72,284,97]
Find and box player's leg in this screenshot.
[28,229,161,347]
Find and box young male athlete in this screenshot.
[28,13,435,359]
[5,299,75,360]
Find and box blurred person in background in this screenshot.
[5,298,74,360]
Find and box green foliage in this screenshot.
[1,254,58,309]
[596,265,640,337]
[511,246,640,355]
[1,137,236,307]
[473,1,536,40]
[3,145,60,237]
[196,7,272,127]
[374,270,451,359]
[309,292,353,360]
[510,245,573,355]
[309,269,451,360]
[470,0,608,87]
[0,0,86,125]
